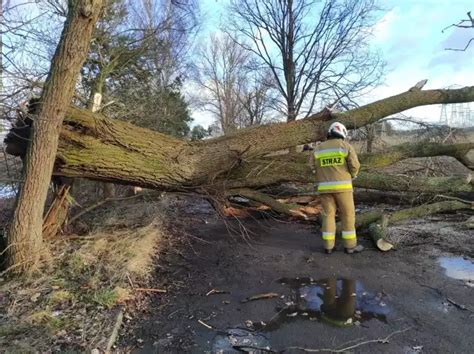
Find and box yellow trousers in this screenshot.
[321,279,356,323]
[320,192,357,250]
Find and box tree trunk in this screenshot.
[54,84,474,189]
[363,124,375,153]
[4,86,474,199]
[6,0,103,273]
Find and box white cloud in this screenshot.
[373,9,397,44]
[364,1,474,125]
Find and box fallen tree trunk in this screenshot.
[4,85,474,231]
[226,158,473,193]
[5,85,474,190]
[355,200,472,237]
[359,141,474,170]
[354,172,472,193]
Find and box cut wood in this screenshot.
[368,215,393,251]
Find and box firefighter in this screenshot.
[311,122,362,254]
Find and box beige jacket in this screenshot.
[310,138,360,193]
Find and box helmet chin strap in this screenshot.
[328,132,345,139]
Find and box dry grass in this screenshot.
[0,197,165,351]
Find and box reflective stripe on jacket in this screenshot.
[312,138,360,194]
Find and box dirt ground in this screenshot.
[119,198,474,353]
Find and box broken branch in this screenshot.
[241,292,280,303]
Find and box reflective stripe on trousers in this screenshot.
[342,231,356,240]
[322,232,335,240]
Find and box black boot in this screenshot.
[325,248,333,254]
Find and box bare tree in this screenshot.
[195,34,275,134]
[227,0,383,122]
[238,67,277,127]
[195,34,251,134]
[126,0,200,87]
[443,11,474,51]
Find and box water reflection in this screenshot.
[257,277,389,330]
[212,328,270,353]
[438,257,474,282]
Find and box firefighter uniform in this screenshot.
[312,138,360,251]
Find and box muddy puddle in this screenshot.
[258,277,390,330]
[438,256,474,282]
[212,328,270,353]
[212,277,389,352]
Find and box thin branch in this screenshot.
[446,38,474,52]
[281,327,411,353]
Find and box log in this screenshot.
[359,142,474,170]
[367,215,393,251]
[355,200,472,230]
[354,172,472,193]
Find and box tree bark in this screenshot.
[359,142,474,170]
[6,0,103,273]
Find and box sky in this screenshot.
[191,0,474,128]
[2,0,473,131]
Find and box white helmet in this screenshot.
[328,122,348,139]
